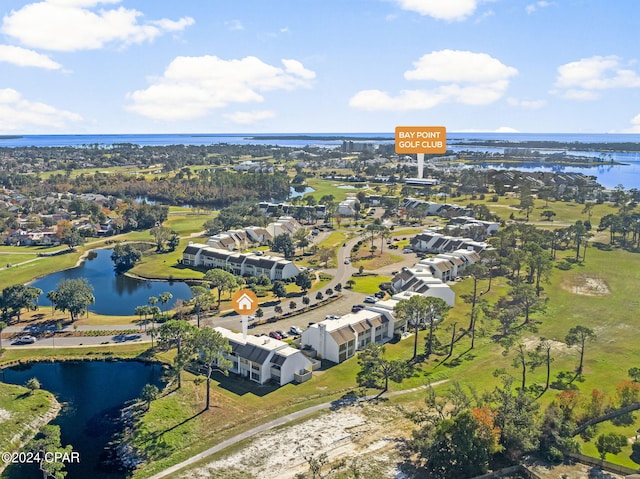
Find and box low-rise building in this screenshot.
[301,309,394,363]
[215,327,312,386]
[337,197,360,217]
[390,267,456,306]
[181,244,301,280]
[409,231,489,254]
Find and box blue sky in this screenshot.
[1,0,640,134]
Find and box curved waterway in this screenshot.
[1,360,164,479]
[31,249,193,316]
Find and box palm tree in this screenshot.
[46,290,58,317]
[158,292,173,313]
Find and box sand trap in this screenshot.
[561,274,610,296]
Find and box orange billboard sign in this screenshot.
[395,126,447,154]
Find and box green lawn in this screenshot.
[130,239,205,280]
[0,383,56,455]
[348,274,391,294]
[304,178,375,203]
[165,214,213,236]
[0,253,39,266]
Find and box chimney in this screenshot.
[318,323,326,360]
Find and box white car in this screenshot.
[325,314,340,320]
[289,326,303,335]
[13,335,37,344]
[344,258,351,264]
[364,296,378,304]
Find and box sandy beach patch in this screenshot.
[180,404,408,479]
[561,274,610,296]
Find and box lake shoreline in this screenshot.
[0,392,61,476]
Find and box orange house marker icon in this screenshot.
[232,289,258,315]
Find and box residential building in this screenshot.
[389,267,456,306]
[301,309,394,363]
[181,244,301,280]
[337,197,359,217]
[215,327,312,386]
[409,231,489,254]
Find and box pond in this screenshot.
[289,185,315,198]
[31,249,193,316]
[1,360,164,479]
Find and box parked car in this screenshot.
[364,296,378,304]
[374,291,386,299]
[325,314,340,320]
[351,304,364,313]
[276,330,288,339]
[289,326,303,335]
[247,315,255,322]
[13,335,36,345]
[344,258,351,264]
[269,331,283,340]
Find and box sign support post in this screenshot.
[231,289,259,340]
[395,126,447,181]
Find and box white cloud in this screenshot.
[127,55,316,121]
[507,97,546,109]
[405,50,517,83]
[394,0,478,21]
[621,113,640,133]
[526,1,554,14]
[494,126,520,133]
[282,59,316,80]
[553,55,640,99]
[0,44,61,69]
[224,110,276,125]
[1,0,194,51]
[224,19,244,31]
[350,50,517,111]
[0,88,82,133]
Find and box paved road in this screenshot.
[146,379,449,479]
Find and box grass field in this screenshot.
[0,383,57,456]
[348,274,391,294]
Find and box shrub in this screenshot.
[557,261,572,270]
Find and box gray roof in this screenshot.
[272,353,287,366]
[231,342,271,365]
[245,256,277,269]
[183,246,201,255]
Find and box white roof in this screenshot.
[310,309,381,332]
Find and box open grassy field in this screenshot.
[304,178,373,203]
[0,253,39,265]
[165,213,212,236]
[348,274,391,294]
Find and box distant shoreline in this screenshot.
[0,135,23,140]
[247,135,393,141]
[452,139,640,152]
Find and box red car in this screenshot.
[269,331,283,340]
